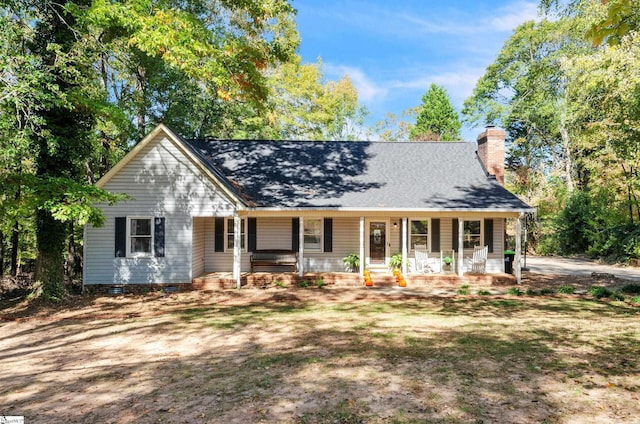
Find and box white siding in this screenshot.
[84,133,237,284]
[192,217,206,278]
[257,217,291,250]
[306,217,360,272]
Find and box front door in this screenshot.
[369,221,386,265]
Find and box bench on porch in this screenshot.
[250,250,298,273]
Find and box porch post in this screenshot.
[359,217,365,278]
[233,214,241,289]
[401,217,408,275]
[515,213,523,284]
[298,216,304,277]
[458,218,464,277]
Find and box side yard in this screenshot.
[1,277,640,423]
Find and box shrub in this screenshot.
[621,283,640,295]
[540,288,556,295]
[557,285,575,294]
[476,289,491,295]
[610,291,625,301]
[457,285,470,295]
[316,277,324,288]
[525,288,538,296]
[588,286,611,299]
[275,280,285,288]
[299,280,309,288]
[630,296,640,304]
[507,287,522,296]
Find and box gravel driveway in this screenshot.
[524,255,640,281]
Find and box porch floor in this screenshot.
[192,271,516,290]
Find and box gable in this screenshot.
[97,125,243,215]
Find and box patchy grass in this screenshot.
[1,287,639,423]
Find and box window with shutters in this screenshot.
[226,218,247,251]
[127,217,153,257]
[463,220,482,249]
[303,218,322,251]
[410,219,429,251]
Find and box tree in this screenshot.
[0,0,299,294]
[410,83,461,141]
[263,57,367,140]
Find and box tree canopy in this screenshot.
[410,83,461,141]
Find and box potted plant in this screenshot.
[388,252,403,270]
[342,253,360,273]
[442,256,453,272]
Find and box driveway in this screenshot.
[523,255,640,281]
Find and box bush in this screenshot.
[621,283,640,294]
[557,285,575,294]
[476,289,491,295]
[588,286,611,299]
[507,287,522,296]
[540,288,556,295]
[630,296,640,304]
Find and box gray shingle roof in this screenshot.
[183,139,532,212]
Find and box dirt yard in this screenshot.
[1,273,639,423]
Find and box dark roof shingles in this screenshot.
[185,139,531,211]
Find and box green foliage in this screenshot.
[298,280,309,288]
[457,284,470,295]
[557,285,575,294]
[621,283,640,294]
[388,253,403,270]
[588,286,612,299]
[540,288,556,295]
[507,287,522,296]
[630,295,640,304]
[410,83,461,141]
[342,253,360,272]
[477,289,491,295]
[316,277,324,288]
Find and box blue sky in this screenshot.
[293,0,540,141]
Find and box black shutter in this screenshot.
[292,218,299,251]
[115,217,126,257]
[452,219,459,251]
[324,218,333,252]
[214,217,225,252]
[248,218,257,252]
[154,217,165,257]
[484,218,494,253]
[431,219,440,252]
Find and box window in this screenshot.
[303,218,322,251]
[128,217,153,256]
[226,218,246,251]
[410,219,429,250]
[463,220,481,249]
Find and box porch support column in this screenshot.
[359,217,365,278]
[515,213,523,284]
[458,218,464,277]
[401,217,408,275]
[233,214,241,289]
[298,216,304,277]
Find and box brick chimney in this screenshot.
[477,126,506,186]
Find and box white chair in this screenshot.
[413,244,432,273]
[469,245,489,273]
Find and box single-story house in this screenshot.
[83,124,533,289]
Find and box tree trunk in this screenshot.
[559,125,574,192]
[10,221,19,276]
[35,209,67,295]
[0,229,4,276]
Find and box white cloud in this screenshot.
[488,1,540,31]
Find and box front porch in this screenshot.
[192,271,516,290]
